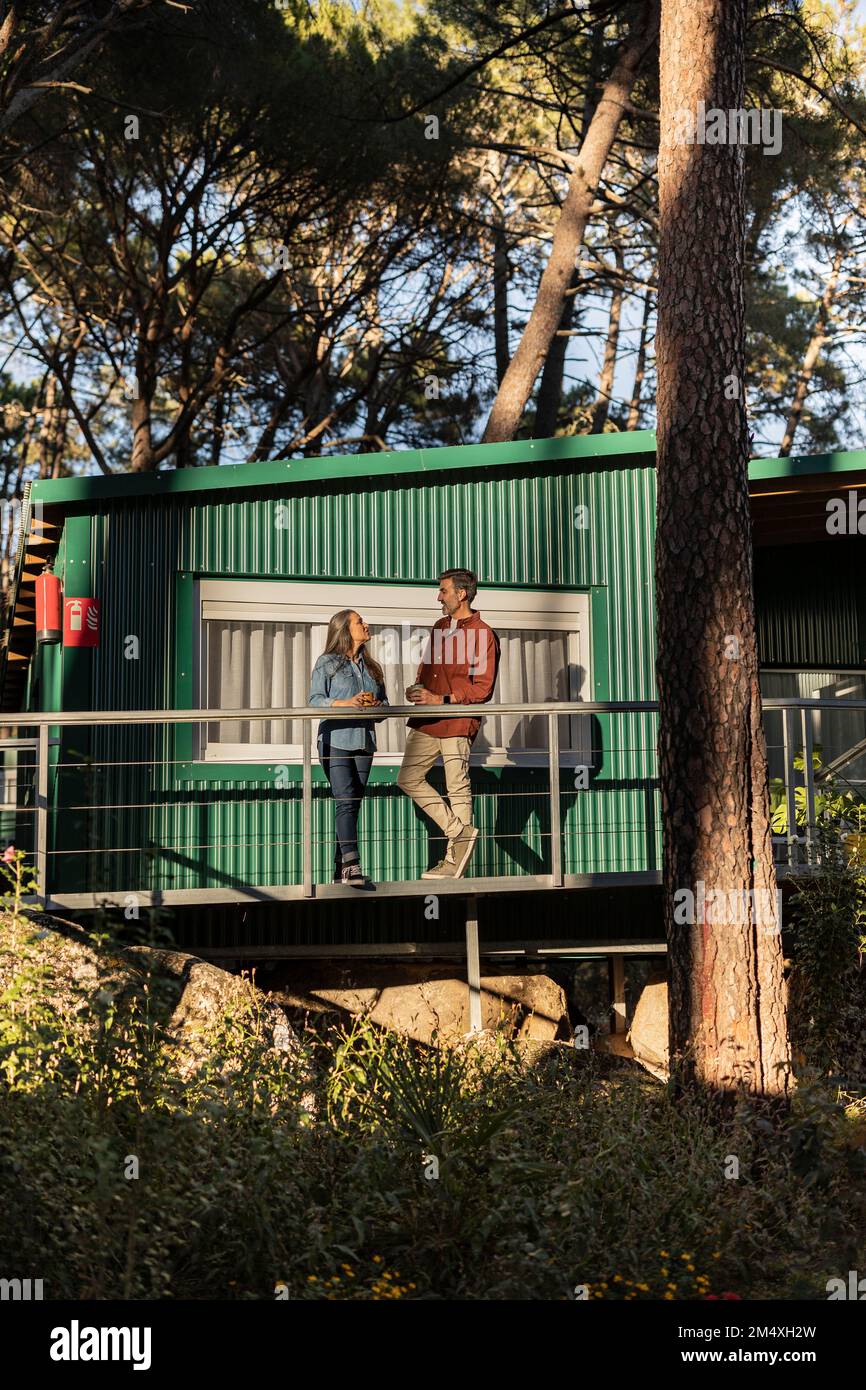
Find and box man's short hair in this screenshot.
[439,567,478,603]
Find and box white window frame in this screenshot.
[194,578,592,767]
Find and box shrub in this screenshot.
[0,868,864,1300]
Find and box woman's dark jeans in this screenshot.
[320,749,373,873]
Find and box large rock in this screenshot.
[305,972,570,1045]
[126,946,301,1078]
[0,915,301,1082]
[627,970,669,1079]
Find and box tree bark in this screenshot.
[481,0,659,443]
[131,393,154,472]
[626,288,651,429]
[656,0,792,1096]
[590,243,625,432]
[534,268,578,438]
[492,220,511,386]
[131,295,163,471]
[534,22,607,440]
[38,372,68,478]
[778,241,845,456]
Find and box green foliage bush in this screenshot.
[775,767,866,1074]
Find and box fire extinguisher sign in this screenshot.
[63,597,100,648]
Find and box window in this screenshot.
[194,580,592,766]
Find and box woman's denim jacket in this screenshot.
[309,651,389,753]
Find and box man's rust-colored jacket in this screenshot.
[408,609,500,742]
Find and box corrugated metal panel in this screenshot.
[150,886,664,953]
[48,461,662,903]
[755,542,866,669]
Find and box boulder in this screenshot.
[627,970,669,1079]
[1,914,301,1083]
[307,972,570,1045]
[125,946,301,1078]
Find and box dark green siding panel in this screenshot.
[45,462,661,901]
[755,542,866,669]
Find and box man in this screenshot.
[398,568,500,878]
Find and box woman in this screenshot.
[309,610,388,887]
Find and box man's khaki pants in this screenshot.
[397,729,472,842]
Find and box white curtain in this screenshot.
[204,620,317,746]
[203,619,581,758]
[473,629,574,754]
[366,623,426,754]
[368,623,578,756]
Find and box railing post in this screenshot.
[302,716,312,897]
[36,722,48,906]
[801,705,816,866]
[547,710,562,886]
[782,705,799,869]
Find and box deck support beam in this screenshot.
[465,894,482,1032]
[609,954,627,1034]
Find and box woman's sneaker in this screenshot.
[341,863,372,888]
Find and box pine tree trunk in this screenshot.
[131,393,154,472]
[626,289,651,430]
[481,0,660,443]
[533,26,608,439]
[590,244,625,432]
[656,0,792,1096]
[534,271,579,438]
[493,221,511,386]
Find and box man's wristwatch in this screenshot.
[443,694,451,703]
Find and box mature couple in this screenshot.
[309,568,501,887]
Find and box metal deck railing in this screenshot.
[0,697,863,911]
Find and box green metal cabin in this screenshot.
[1,430,864,966]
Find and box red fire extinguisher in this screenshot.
[35,567,62,643]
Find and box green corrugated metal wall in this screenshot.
[46,459,662,904]
[754,542,866,669]
[160,885,664,953]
